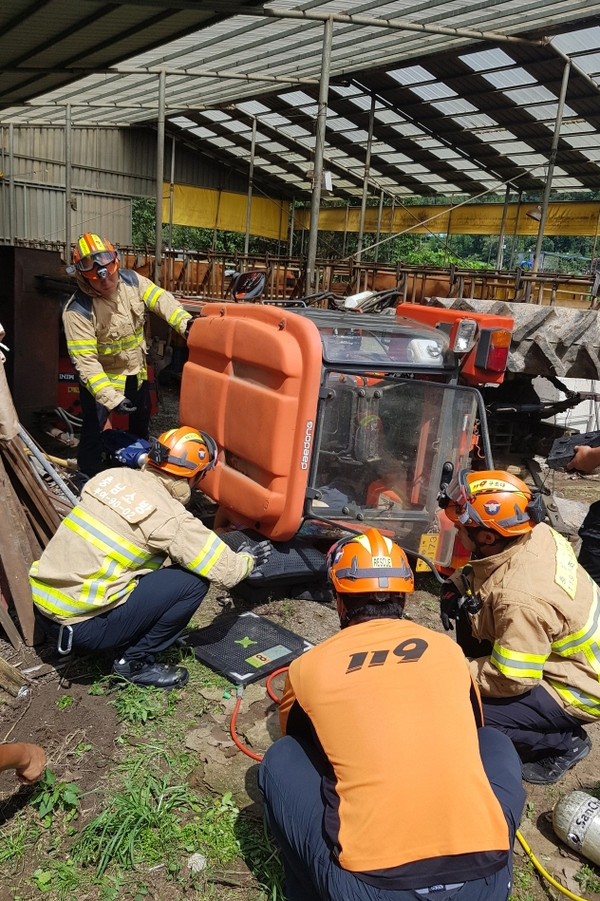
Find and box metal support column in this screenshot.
[168,137,176,288]
[306,16,333,294]
[65,104,72,256]
[8,124,15,245]
[288,196,295,257]
[244,117,257,257]
[154,69,166,285]
[374,189,384,262]
[495,183,511,270]
[357,93,375,260]
[531,60,571,276]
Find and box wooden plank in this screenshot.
[0,578,24,651]
[0,454,36,645]
[0,654,27,697]
[1,438,62,539]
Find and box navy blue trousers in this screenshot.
[481,685,587,758]
[78,376,151,477]
[37,566,207,662]
[258,727,525,901]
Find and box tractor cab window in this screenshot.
[306,372,482,567]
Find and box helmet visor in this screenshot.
[76,250,116,272]
[442,470,486,528]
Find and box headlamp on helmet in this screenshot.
[147,427,218,480]
[439,468,545,537]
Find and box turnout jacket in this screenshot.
[451,522,600,721]
[279,618,510,888]
[62,270,191,411]
[30,467,253,625]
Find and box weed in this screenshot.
[30,768,81,828]
[237,813,285,900]
[73,742,92,759]
[88,681,107,696]
[56,694,74,710]
[509,859,536,901]
[575,864,600,893]
[73,765,242,879]
[31,859,79,899]
[0,817,40,866]
[525,800,535,820]
[109,682,174,725]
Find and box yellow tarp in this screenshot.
[163,184,289,241]
[294,201,600,236]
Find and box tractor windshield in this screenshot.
[306,373,483,568]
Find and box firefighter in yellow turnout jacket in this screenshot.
[31,428,271,689]
[63,233,193,477]
[440,469,599,784]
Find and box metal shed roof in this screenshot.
[2,1,600,201]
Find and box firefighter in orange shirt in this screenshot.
[258,528,525,901]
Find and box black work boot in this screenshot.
[521,734,591,785]
[112,657,189,689]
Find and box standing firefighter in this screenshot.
[31,427,271,689]
[439,469,599,784]
[258,527,524,901]
[63,233,193,478]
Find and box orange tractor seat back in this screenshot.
[180,303,323,540]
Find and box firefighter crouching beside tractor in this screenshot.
[259,528,525,901]
[29,427,271,689]
[438,469,600,785]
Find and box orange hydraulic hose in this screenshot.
[229,667,289,761]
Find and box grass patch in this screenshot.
[72,767,242,877]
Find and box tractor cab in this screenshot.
[180,303,506,570]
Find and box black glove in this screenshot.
[184,316,198,340]
[115,398,138,415]
[440,580,463,632]
[238,539,273,572]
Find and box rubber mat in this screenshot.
[219,530,327,584]
[189,612,313,684]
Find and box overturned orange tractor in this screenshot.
[180,301,513,582]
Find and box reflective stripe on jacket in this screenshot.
[457,522,600,721]
[30,467,253,624]
[62,270,191,411]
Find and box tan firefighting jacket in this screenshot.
[29,467,254,625]
[62,270,191,411]
[450,522,600,721]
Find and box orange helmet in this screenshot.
[147,427,217,479]
[327,528,414,595]
[441,469,539,537]
[67,233,119,281]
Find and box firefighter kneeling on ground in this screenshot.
[30,427,271,689]
[439,469,599,785]
[258,528,525,901]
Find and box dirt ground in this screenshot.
[3,388,600,900]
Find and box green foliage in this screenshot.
[237,814,285,901]
[56,694,74,709]
[109,681,177,725]
[72,766,240,878]
[32,859,79,899]
[0,817,40,866]
[30,768,81,828]
[575,863,600,893]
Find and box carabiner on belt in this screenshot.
[57,624,74,656]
